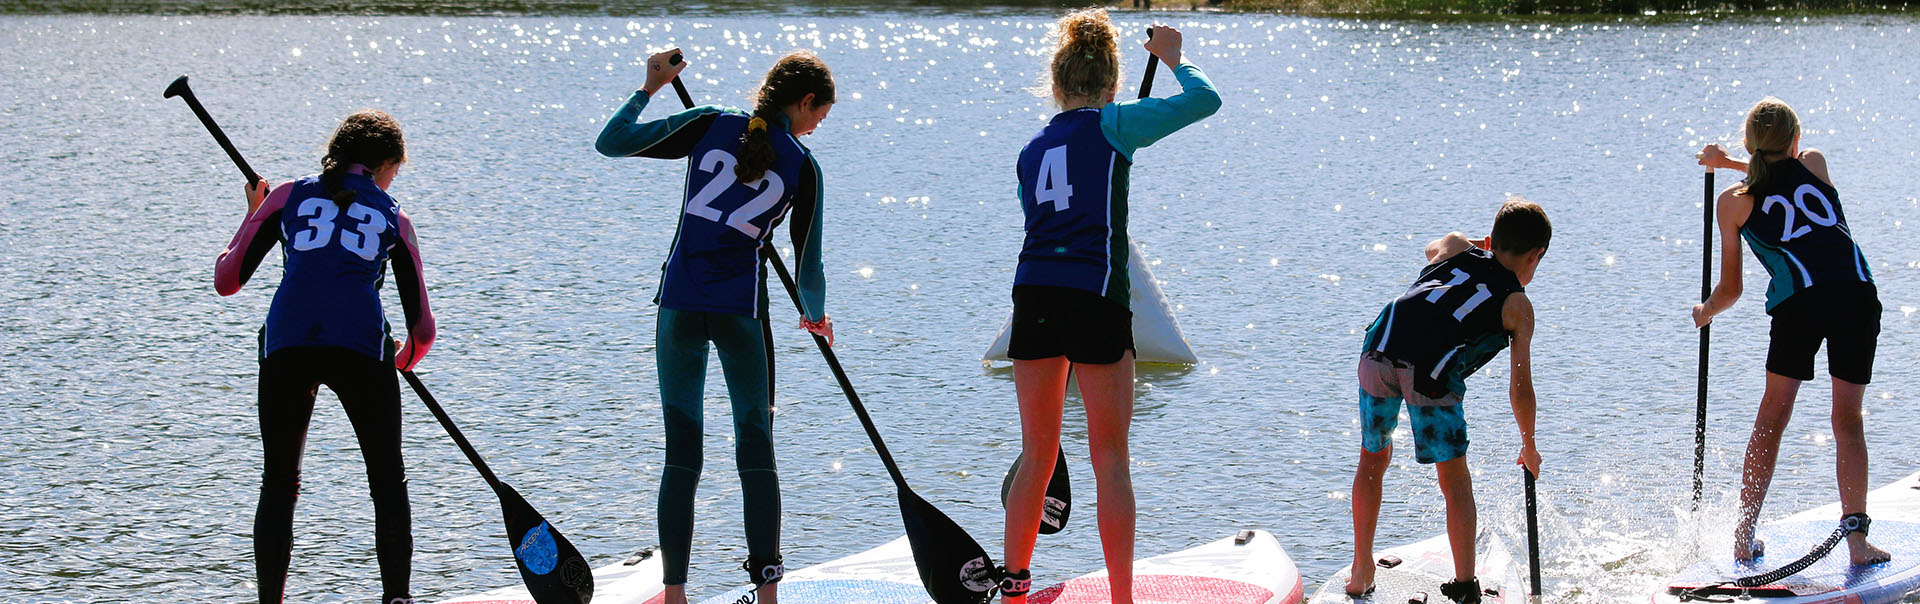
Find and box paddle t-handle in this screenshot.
[1524,467,1543,603]
[163,75,263,187]
[667,53,695,109]
[1138,28,1159,99]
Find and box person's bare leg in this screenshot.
[1831,376,1891,564]
[1004,357,1069,604]
[1346,444,1392,595]
[1735,372,1801,561]
[662,585,687,604]
[1434,456,1476,583]
[1077,351,1136,604]
[757,583,777,604]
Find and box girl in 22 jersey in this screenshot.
[999,11,1219,604]
[1696,97,1890,566]
[596,47,835,604]
[215,110,434,604]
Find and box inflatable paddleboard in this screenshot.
[1309,530,1526,604]
[1654,470,1920,603]
[695,536,930,604]
[984,241,1198,365]
[435,547,666,604]
[1028,529,1304,604]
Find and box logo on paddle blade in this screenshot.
[959,556,996,592]
[562,556,594,602]
[1042,496,1067,529]
[516,521,560,575]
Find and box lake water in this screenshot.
[3,10,1919,603]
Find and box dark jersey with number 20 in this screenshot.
[1361,247,1524,399]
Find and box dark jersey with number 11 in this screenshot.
[1361,247,1523,399]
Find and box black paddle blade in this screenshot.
[497,481,595,604]
[998,447,1071,534]
[163,75,189,99]
[899,490,996,604]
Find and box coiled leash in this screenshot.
[1673,513,1872,602]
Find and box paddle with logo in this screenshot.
[164,74,592,604]
[661,56,998,603]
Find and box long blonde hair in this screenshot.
[1739,97,1800,197]
[1047,8,1120,109]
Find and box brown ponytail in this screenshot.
[737,51,834,183]
[1739,97,1799,197]
[320,110,406,209]
[1048,8,1121,109]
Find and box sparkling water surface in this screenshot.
[3,11,1919,603]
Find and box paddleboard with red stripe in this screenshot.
[1028,529,1305,604]
[435,547,666,604]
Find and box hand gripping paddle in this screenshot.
[405,372,595,604]
[660,59,996,603]
[164,75,591,604]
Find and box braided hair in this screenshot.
[319,110,406,209]
[736,51,834,183]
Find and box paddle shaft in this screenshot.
[163,76,262,187]
[667,53,694,108]
[404,371,506,489]
[1525,468,1543,601]
[1693,167,1713,506]
[1138,28,1159,99]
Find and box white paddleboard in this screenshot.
[984,240,1199,365]
[1308,530,1527,604]
[1028,529,1305,604]
[1653,469,1920,603]
[434,548,666,604]
[694,536,931,604]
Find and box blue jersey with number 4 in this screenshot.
[1741,158,1872,312]
[265,174,402,360]
[1361,247,1523,399]
[1015,108,1132,306]
[659,112,809,318]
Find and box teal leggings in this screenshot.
[655,307,779,585]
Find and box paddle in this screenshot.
[761,246,997,604]
[163,75,262,188]
[1524,468,1543,604]
[403,372,594,604]
[660,62,995,603]
[164,75,591,604]
[1693,164,1713,506]
[995,27,1164,534]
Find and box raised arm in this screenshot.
[1692,187,1751,328]
[215,181,291,296]
[390,208,436,371]
[1504,291,1541,476]
[1099,34,1221,160]
[596,48,726,159]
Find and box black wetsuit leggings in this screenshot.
[256,346,411,603]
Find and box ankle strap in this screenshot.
[998,567,1031,596]
[1843,512,1872,536]
[744,556,786,587]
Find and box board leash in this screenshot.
[1731,513,1871,588]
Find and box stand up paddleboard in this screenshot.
[984,241,1198,365]
[1028,529,1304,604]
[1309,530,1525,604]
[694,536,929,604]
[1655,470,1920,603]
[436,548,666,604]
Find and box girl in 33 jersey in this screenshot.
[1000,11,1219,604]
[596,47,834,604]
[214,110,433,604]
[1696,97,1889,567]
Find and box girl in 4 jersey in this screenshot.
[1000,12,1219,603]
[214,110,434,604]
[595,48,834,604]
[1696,97,1890,565]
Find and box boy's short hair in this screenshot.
[1491,197,1551,254]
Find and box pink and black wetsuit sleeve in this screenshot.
[389,209,434,370]
[215,184,292,296]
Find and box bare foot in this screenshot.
[1849,536,1892,566]
[1734,537,1765,562]
[1344,565,1375,598]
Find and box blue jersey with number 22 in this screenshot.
[659,112,809,318]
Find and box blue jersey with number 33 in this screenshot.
[1016,108,1132,306]
[264,174,402,360]
[659,113,809,318]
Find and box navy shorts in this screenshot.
[1007,285,1133,365]
[1768,282,1880,384]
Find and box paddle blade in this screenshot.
[164,75,189,99]
[998,448,1071,534]
[497,481,595,604]
[899,491,996,604]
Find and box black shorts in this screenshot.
[1007,284,1134,365]
[1768,282,1880,384]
